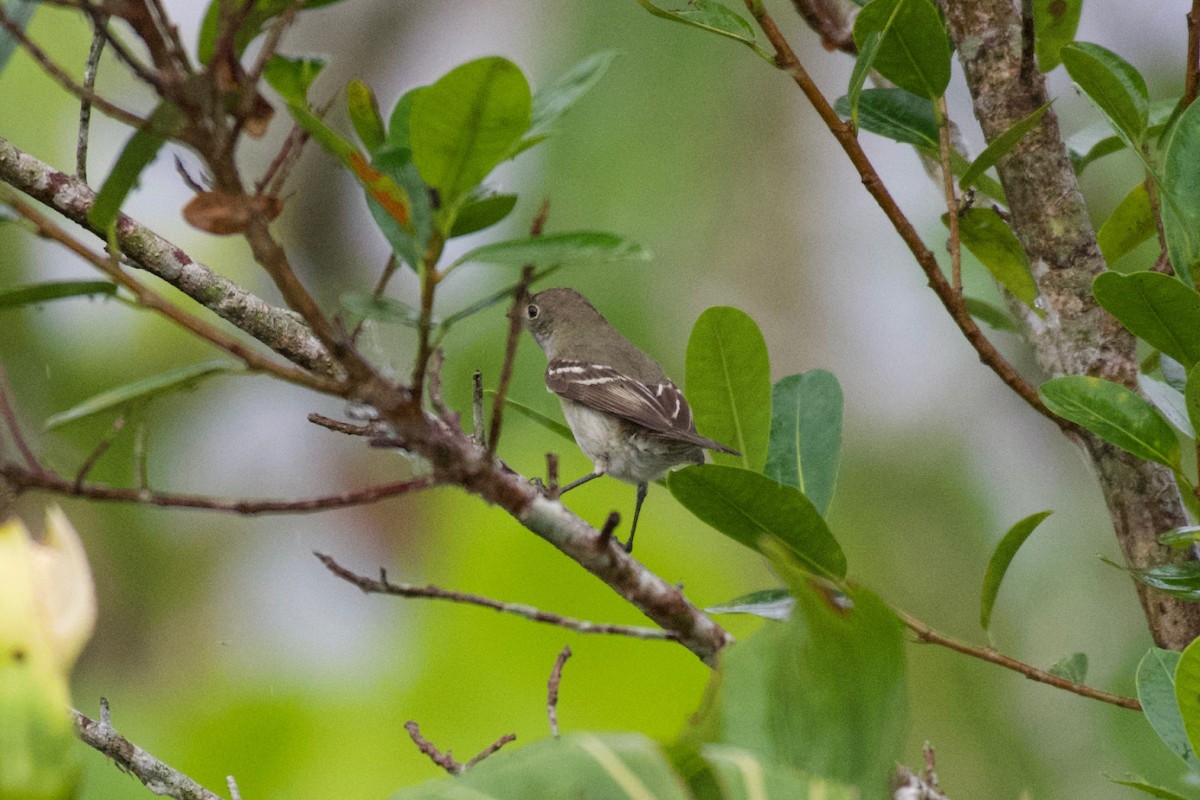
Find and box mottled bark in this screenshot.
[943,0,1200,648]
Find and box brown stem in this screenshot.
[0,366,42,473]
[547,645,572,738]
[937,96,963,295]
[488,264,535,456]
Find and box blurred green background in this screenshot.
[0,1,1196,797]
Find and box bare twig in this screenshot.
[5,463,431,514]
[428,349,457,426]
[546,453,559,496]
[922,741,939,788]
[547,645,572,738]
[937,97,963,295]
[0,365,41,473]
[133,421,150,489]
[74,416,126,488]
[77,14,108,181]
[351,253,400,343]
[488,264,535,456]
[404,721,463,775]
[464,733,517,770]
[72,699,225,800]
[472,370,486,447]
[226,776,243,800]
[316,553,678,640]
[896,609,1140,710]
[597,511,621,548]
[307,413,376,437]
[257,120,311,196]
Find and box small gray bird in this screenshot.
[522,287,739,552]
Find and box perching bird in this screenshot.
[521,287,739,552]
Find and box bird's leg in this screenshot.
[557,471,601,497]
[622,482,648,553]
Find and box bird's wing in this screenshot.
[545,359,739,454]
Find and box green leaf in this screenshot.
[1109,779,1193,800]
[980,510,1053,631]
[339,292,422,327]
[1092,271,1200,369]
[1116,560,1200,600]
[685,307,772,470]
[1163,355,1189,391]
[262,54,325,106]
[527,51,617,140]
[363,147,431,269]
[1060,42,1149,149]
[1188,364,1200,444]
[386,87,423,151]
[1138,375,1194,438]
[958,103,1051,191]
[853,0,951,99]
[695,745,857,799]
[346,78,386,153]
[1136,647,1200,770]
[45,361,238,430]
[1068,99,1177,173]
[847,31,882,129]
[699,552,905,796]
[1032,0,1082,72]
[486,392,575,444]
[409,57,532,206]
[449,194,518,238]
[1097,183,1156,265]
[950,207,1040,311]
[964,296,1017,331]
[393,733,691,799]
[1161,96,1200,288]
[1038,376,1180,468]
[449,231,650,270]
[763,371,843,516]
[634,0,763,52]
[668,465,847,578]
[1047,652,1088,684]
[88,103,185,233]
[0,0,37,75]
[0,281,117,310]
[835,88,937,148]
[706,588,794,620]
[196,0,346,65]
[1176,636,1200,767]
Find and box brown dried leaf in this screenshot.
[183,191,283,235]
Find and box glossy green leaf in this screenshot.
[835,88,937,148]
[958,103,1051,191]
[1032,0,1082,72]
[0,281,117,310]
[486,391,575,444]
[1068,100,1176,173]
[846,31,882,129]
[346,78,386,153]
[409,57,531,205]
[634,0,767,55]
[45,361,238,430]
[449,194,518,238]
[951,207,1040,311]
[1161,96,1200,287]
[699,550,905,797]
[386,87,423,151]
[980,510,1052,631]
[1116,560,1200,600]
[964,296,1017,332]
[1176,635,1200,767]
[88,103,185,233]
[1161,526,1200,549]
[1138,375,1194,438]
[1092,271,1200,369]
[1097,183,1156,265]
[1109,779,1192,800]
[763,371,843,516]
[1060,42,1149,149]
[706,588,794,620]
[1136,647,1200,770]
[196,0,346,64]
[685,307,772,470]
[668,465,846,577]
[696,745,857,799]
[527,51,617,140]
[1187,364,1200,443]
[0,0,37,75]
[339,292,422,327]
[1163,355,1188,391]
[853,0,951,99]
[1047,652,1088,684]
[1039,376,1180,467]
[393,733,690,799]
[262,54,325,106]
[363,147,431,269]
[448,231,649,271]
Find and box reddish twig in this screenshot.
[487,263,535,456]
[597,511,621,548]
[0,365,41,473]
[547,645,572,738]
[307,413,376,437]
[316,552,678,640]
[464,733,517,770]
[404,721,462,775]
[472,370,486,446]
[546,453,559,496]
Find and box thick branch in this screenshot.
[942,0,1200,649]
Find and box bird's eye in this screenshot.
[526,304,539,319]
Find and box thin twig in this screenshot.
[1186,0,1200,108]
[472,370,486,447]
[74,416,126,488]
[1144,172,1171,272]
[743,2,1065,430]
[428,349,458,427]
[896,608,1140,710]
[316,552,679,640]
[77,14,108,181]
[4,463,431,514]
[72,699,226,800]
[597,511,621,548]
[487,263,535,456]
[351,253,399,343]
[306,413,376,437]
[257,120,310,196]
[547,645,572,738]
[404,721,463,775]
[226,776,243,800]
[922,741,939,788]
[937,96,963,295]
[0,365,42,473]
[463,733,517,770]
[546,453,559,496]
